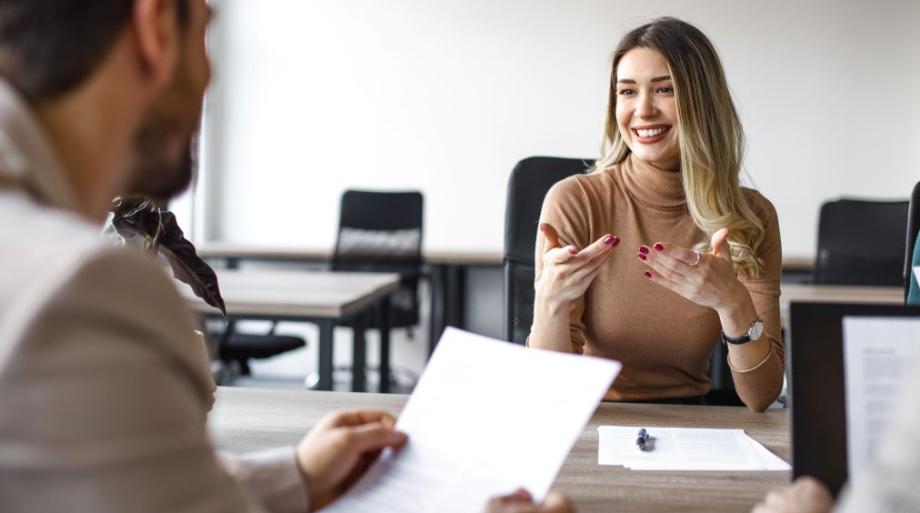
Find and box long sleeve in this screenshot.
[730,192,785,411]
[532,177,594,354]
[0,248,308,513]
[220,449,310,513]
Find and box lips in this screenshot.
[631,125,671,144]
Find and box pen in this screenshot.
[636,428,651,451]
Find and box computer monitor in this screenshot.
[788,301,920,497]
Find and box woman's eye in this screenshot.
[618,89,635,96]
[656,86,674,94]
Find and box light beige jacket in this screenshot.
[0,80,308,513]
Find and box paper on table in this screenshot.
[597,426,789,471]
[748,437,792,471]
[842,317,920,481]
[321,327,621,513]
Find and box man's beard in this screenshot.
[125,130,196,203]
[124,62,201,203]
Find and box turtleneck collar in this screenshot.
[617,153,687,212]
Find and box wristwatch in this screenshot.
[721,317,764,345]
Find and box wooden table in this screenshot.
[197,243,504,353]
[184,269,400,392]
[779,283,903,326]
[210,387,790,513]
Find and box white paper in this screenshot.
[321,327,621,513]
[597,426,789,471]
[748,437,792,471]
[843,317,920,481]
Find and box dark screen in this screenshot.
[788,302,920,497]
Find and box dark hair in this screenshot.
[0,0,190,102]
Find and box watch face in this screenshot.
[749,320,764,341]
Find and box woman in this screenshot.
[529,17,783,411]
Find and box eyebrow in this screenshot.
[616,75,672,84]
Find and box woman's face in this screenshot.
[614,47,680,171]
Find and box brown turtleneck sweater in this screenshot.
[532,156,783,411]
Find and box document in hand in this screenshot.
[321,328,621,513]
[843,317,920,480]
[597,426,789,471]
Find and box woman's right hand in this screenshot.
[535,223,619,308]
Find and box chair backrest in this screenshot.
[502,156,594,343]
[332,189,424,327]
[904,182,920,301]
[814,198,908,286]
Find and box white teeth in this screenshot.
[636,128,666,138]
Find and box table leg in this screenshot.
[351,313,367,392]
[379,296,391,393]
[317,319,335,391]
[445,264,466,329]
[428,263,447,357]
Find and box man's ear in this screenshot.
[132,0,180,87]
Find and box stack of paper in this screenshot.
[598,426,789,471]
[321,328,622,513]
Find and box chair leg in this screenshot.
[238,358,251,376]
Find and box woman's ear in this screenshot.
[131,0,180,88]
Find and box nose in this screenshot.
[636,91,658,119]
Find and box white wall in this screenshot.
[200,0,920,258]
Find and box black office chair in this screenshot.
[216,326,306,377]
[814,199,908,286]
[329,189,424,389]
[332,189,424,330]
[903,182,920,301]
[208,316,306,382]
[503,156,593,344]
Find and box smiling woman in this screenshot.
[528,17,784,412]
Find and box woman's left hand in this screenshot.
[637,228,745,312]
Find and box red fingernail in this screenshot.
[603,234,614,245]
[643,271,652,278]
[654,243,665,251]
[611,235,620,246]
[638,245,650,255]
[568,247,578,255]
[637,252,647,261]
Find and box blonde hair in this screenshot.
[597,17,765,278]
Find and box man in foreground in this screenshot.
[0,1,570,512]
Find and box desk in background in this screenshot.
[197,243,502,354]
[211,387,789,513]
[779,283,903,326]
[197,245,903,352]
[184,269,399,392]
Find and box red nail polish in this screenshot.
[637,253,647,261]
[643,271,652,278]
[638,246,650,255]
[654,243,665,251]
[568,247,578,255]
[603,234,614,245]
[611,235,620,246]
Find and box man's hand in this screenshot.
[752,477,834,513]
[485,489,575,513]
[296,409,407,509]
